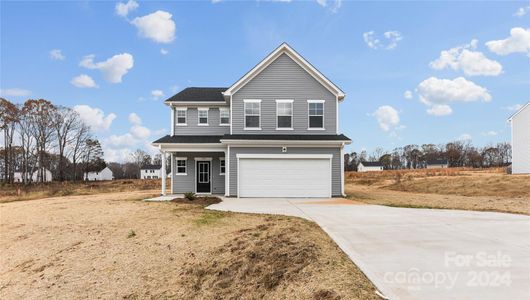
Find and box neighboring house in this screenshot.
[508,102,530,174]
[140,165,166,179]
[426,159,449,169]
[31,168,53,182]
[85,167,114,181]
[357,162,383,172]
[152,43,351,197]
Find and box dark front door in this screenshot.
[196,161,211,193]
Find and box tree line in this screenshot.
[344,140,512,171]
[1,98,105,183]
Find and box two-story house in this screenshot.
[152,43,351,198]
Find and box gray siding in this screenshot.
[232,53,337,135]
[173,107,230,136]
[171,152,225,194]
[228,147,342,197]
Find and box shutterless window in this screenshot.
[176,109,187,125]
[220,158,226,175]
[276,101,293,129]
[176,159,186,174]
[220,108,230,125]
[244,101,260,128]
[308,102,324,128]
[198,109,208,125]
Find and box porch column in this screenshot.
[161,151,166,195]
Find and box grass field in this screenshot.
[0,191,378,300]
[346,168,530,215]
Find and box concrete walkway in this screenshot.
[208,198,530,300]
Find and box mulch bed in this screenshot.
[170,196,222,206]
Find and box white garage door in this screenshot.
[238,156,331,198]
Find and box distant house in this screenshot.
[140,165,163,179]
[508,102,530,174]
[31,168,53,182]
[357,161,384,172]
[426,159,448,169]
[85,167,114,181]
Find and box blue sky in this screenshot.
[1,0,529,161]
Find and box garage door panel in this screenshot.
[238,158,331,198]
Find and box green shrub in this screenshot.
[184,192,196,201]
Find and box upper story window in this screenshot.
[220,108,230,126]
[198,108,209,126]
[176,108,187,126]
[276,100,293,130]
[308,100,325,129]
[244,100,261,129]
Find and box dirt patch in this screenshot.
[171,196,222,207]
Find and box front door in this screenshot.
[196,161,211,193]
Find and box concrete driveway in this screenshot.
[208,198,530,300]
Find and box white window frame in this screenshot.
[276,99,294,130]
[307,100,325,130]
[219,158,226,175]
[175,157,187,175]
[176,108,187,126]
[198,108,209,126]
[219,107,230,126]
[244,99,261,130]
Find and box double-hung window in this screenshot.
[244,100,261,129]
[219,158,226,175]
[176,158,187,175]
[220,108,230,125]
[308,100,325,129]
[198,108,209,125]
[276,100,293,129]
[176,108,187,125]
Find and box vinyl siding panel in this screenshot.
[232,53,337,135]
[172,152,225,194]
[512,105,530,174]
[228,146,342,197]
[173,107,230,135]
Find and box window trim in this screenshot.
[219,107,230,126]
[219,158,226,175]
[175,157,187,176]
[307,100,325,130]
[197,108,209,126]
[244,99,261,130]
[175,108,187,126]
[276,99,294,130]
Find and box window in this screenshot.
[276,100,293,129]
[220,108,230,125]
[198,108,208,125]
[219,158,226,175]
[176,108,187,125]
[176,158,187,175]
[308,100,324,129]
[244,100,261,129]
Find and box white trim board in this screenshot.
[236,154,332,159]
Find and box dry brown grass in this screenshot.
[0,179,167,203]
[0,191,378,300]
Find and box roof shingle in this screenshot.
[164,87,227,103]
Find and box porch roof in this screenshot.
[153,134,351,145]
[153,135,223,144]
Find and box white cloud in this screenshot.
[211,0,223,3]
[151,89,165,99]
[430,39,502,76]
[131,11,176,44]
[160,48,169,55]
[0,88,31,97]
[514,5,530,17]
[130,124,151,139]
[315,0,342,13]
[486,27,530,56]
[457,133,472,141]
[128,112,142,125]
[80,53,134,83]
[115,0,138,17]
[404,90,413,99]
[482,130,498,136]
[372,105,400,132]
[107,133,137,148]
[73,105,116,131]
[416,77,491,116]
[502,103,523,111]
[70,74,98,88]
[49,49,65,60]
[363,30,403,50]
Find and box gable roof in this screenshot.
[507,101,530,121]
[165,87,227,103]
[141,164,162,170]
[359,161,383,167]
[222,43,345,101]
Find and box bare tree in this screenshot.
[54,107,82,181]
[81,138,104,180]
[0,98,20,183]
[18,103,38,183]
[69,123,90,181]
